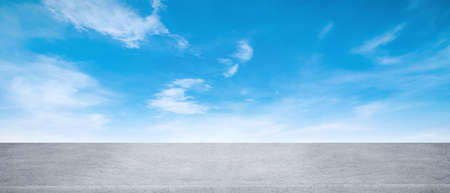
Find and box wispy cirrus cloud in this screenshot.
[376,55,404,65]
[217,58,233,65]
[342,45,450,90]
[1,56,109,110]
[351,23,406,54]
[353,101,386,117]
[0,56,111,141]
[218,40,253,78]
[148,78,209,114]
[44,0,188,48]
[223,64,239,78]
[170,78,209,89]
[233,40,253,63]
[318,22,334,40]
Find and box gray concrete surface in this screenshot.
[1,144,450,193]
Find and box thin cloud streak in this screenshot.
[351,23,406,54]
[318,22,334,40]
[224,64,239,78]
[218,40,253,78]
[377,56,403,65]
[44,0,187,48]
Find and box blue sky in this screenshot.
[0,0,449,142]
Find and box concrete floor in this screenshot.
[1,144,450,192]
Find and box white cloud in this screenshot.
[44,0,187,48]
[217,58,233,65]
[171,78,205,88]
[148,78,209,114]
[376,56,403,65]
[318,22,334,40]
[169,34,189,49]
[1,56,108,110]
[0,56,111,141]
[233,40,253,63]
[351,23,405,54]
[332,45,450,93]
[353,101,385,117]
[223,64,239,78]
[138,93,450,142]
[217,40,253,78]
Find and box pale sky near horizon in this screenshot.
[0,0,450,142]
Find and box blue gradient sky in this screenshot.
[1,0,449,142]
